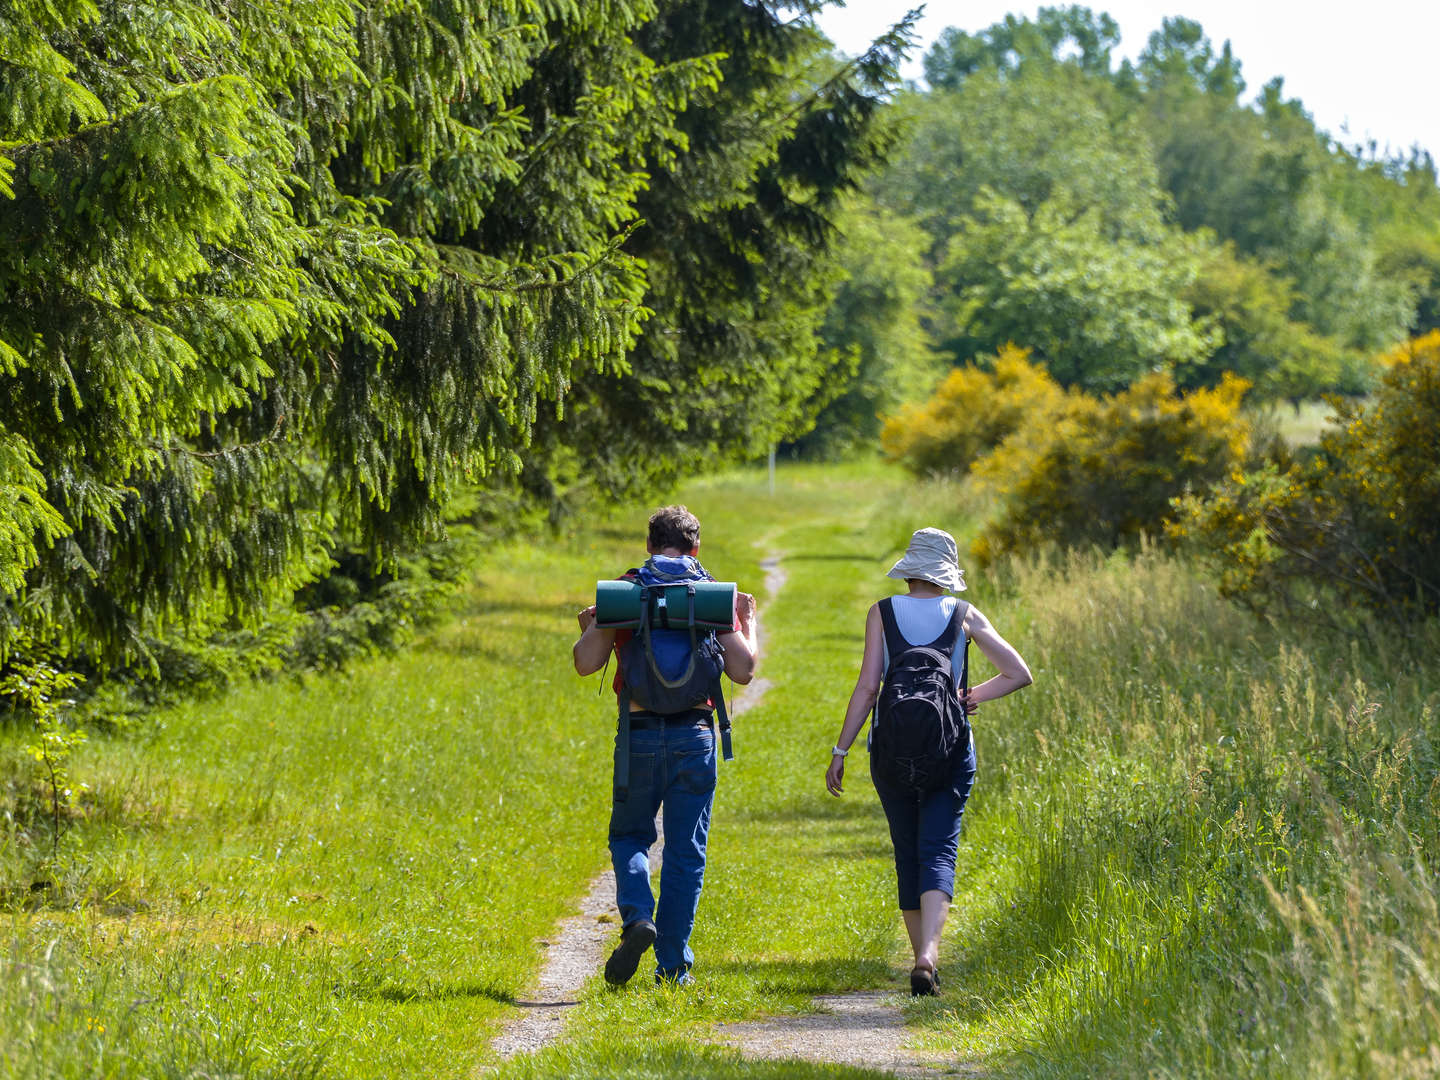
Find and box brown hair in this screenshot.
[648,505,701,553]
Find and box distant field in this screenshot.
[1248,398,1342,447]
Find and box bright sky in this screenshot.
[815,1,1440,160]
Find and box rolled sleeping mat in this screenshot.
[594,579,737,630]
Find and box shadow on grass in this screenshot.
[451,594,573,621]
[342,978,516,1006]
[731,791,884,826]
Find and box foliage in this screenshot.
[843,7,1431,403]
[878,61,1214,389]
[938,187,1212,390]
[880,345,1063,475]
[1125,17,1420,355]
[923,5,1121,89]
[972,372,1250,561]
[517,5,920,501]
[1182,239,1350,400]
[0,0,673,670]
[789,199,941,458]
[1172,336,1440,623]
[0,658,84,859]
[887,62,1171,258]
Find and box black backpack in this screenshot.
[870,597,969,793]
[614,579,732,801]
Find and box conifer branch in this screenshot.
[437,221,643,293]
[775,8,923,128]
[148,416,287,461]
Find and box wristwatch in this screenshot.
[831,745,848,757]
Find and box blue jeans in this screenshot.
[871,733,978,910]
[608,713,717,977]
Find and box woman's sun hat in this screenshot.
[887,527,967,592]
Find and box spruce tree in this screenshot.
[0,1,715,668]
[522,1,920,501]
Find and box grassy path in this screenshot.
[485,466,973,1078]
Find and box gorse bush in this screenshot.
[881,345,1064,475]
[972,372,1250,562]
[1171,335,1440,623]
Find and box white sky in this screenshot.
[814,1,1440,160]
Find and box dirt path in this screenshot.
[712,991,982,1078]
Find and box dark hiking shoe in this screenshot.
[910,965,939,997]
[604,920,656,986]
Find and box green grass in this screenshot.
[4,460,1438,1078]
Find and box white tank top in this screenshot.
[887,594,968,669]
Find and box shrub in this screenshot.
[973,372,1250,562]
[880,345,1064,476]
[1171,335,1440,623]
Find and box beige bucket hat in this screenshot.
[886,527,967,592]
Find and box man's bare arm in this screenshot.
[719,591,758,684]
[573,605,617,675]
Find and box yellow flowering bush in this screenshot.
[1171,335,1440,622]
[972,373,1250,563]
[1375,328,1440,368]
[880,345,1064,475]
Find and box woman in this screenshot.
[825,527,1032,996]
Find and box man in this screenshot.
[573,505,758,986]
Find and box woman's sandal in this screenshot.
[910,964,939,997]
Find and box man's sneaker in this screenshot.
[603,920,656,986]
[655,966,694,987]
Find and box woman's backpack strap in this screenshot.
[876,597,907,670]
[953,600,970,696]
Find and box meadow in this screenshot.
[3,462,1437,1078]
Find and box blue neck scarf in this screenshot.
[638,554,712,585]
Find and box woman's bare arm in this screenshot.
[961,604,1032,706]
[826,603,885,795]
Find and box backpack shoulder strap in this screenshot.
[951,600,970,694]
[876,597,907,669]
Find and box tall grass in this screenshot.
[919,544,1440,1077]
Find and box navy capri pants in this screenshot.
[871,733,977,910]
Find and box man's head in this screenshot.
[647,505,701,555]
